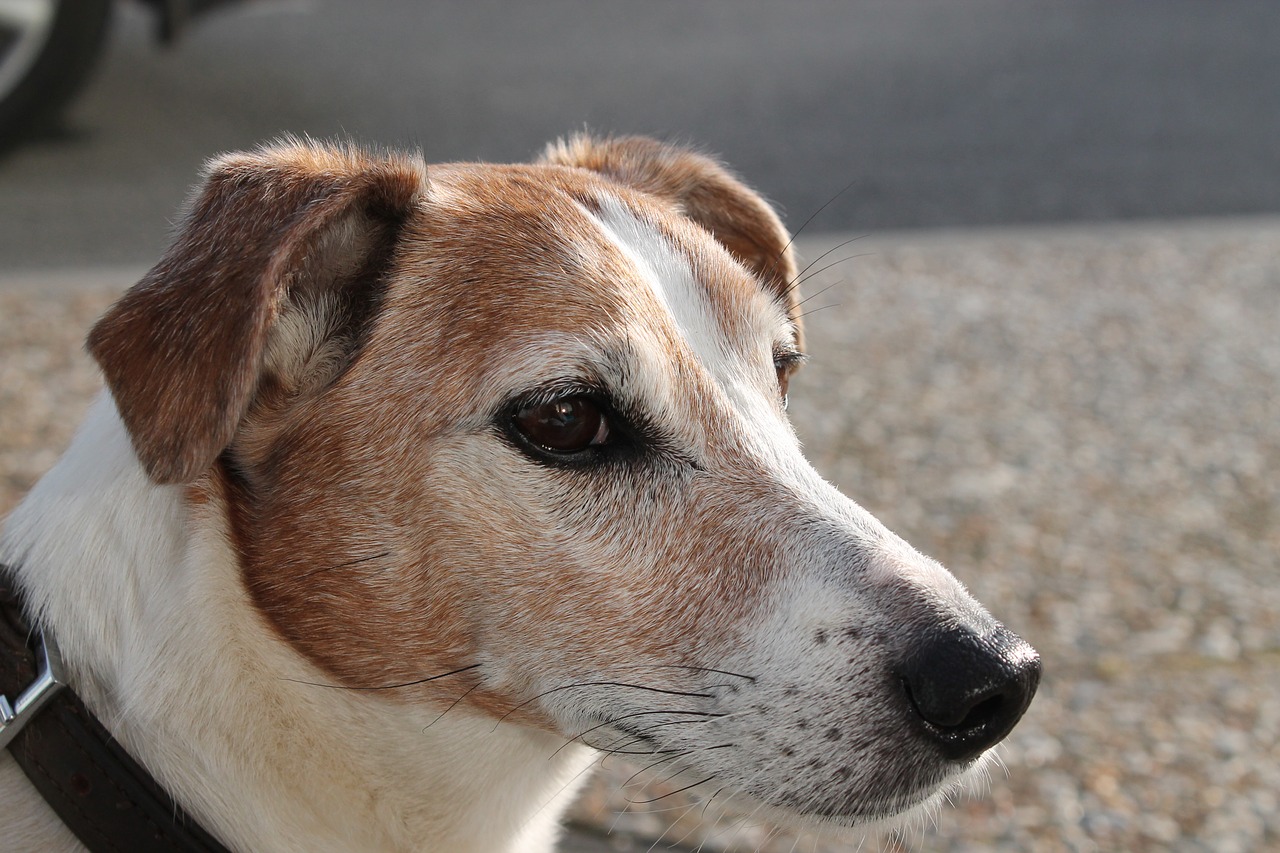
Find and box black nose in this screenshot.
[898,625,1041,762]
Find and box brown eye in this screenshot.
[773,350,805,411]
[513,396,609,453]
[775,355,802,411]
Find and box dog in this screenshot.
[0,135,1040,852]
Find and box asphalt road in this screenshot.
[2,0,1278,271]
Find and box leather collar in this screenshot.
[0,564,232,852]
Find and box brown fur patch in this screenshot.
[87,141,426,484]
[96,140,802,729]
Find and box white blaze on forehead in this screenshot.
[586,195,740,381]
[584,193,822,491]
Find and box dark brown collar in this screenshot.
[0,564,232,852]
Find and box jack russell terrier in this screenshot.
[0,135,1040,852]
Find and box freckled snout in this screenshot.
[897,625,1041,762]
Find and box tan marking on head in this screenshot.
[101,139,806,730]
[244,166,792,719]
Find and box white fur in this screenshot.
[1,172,1031,852]
[1,396,595,853]
[590,197,739,379]
[565,195,994,825]
[586,197,801,466]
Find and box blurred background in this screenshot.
[3,0,1280,267]
[1,2,1277,851]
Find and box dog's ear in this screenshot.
[87,139,426,485]
[541,134,800,325]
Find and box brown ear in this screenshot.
[87,139,426,484]
[541,134,800,325]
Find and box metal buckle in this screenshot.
[0,628,67,749]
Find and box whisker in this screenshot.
[795,252,872,290]
[592,730,660,774]
[422,681,482,730]
[521,728,654,840]
[494,681,715,729]
[644,742,734,792]
[627,793,719,818]
[700,787,725,819]
[607,662,757,683]
[582,723,701,760]
[793,302,842,321]
[282,662,481,691]
[582,743,685,757]
[791,279,846,311]
[629,775,717,805]
[641,716,723,732]
[644,797,704,853]
[621,750,697,790]
[726,791,774,850]
[550,710,724,759]
[620,741,733,796]
[782,233,869,298]
[764,177,862,283]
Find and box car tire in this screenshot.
[0,0,111,150]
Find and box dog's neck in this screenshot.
[1,393,594,853]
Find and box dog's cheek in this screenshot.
[444,466,788,702]
[422,462,633,660]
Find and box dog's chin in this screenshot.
[691,749,995,844]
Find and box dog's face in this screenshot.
[87,137,1038,825]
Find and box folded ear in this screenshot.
[541,134,800,324]
[87,139,426,485]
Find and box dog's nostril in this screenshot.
[899,625,1041,763]
[906,683,1004,731]
[959,693,1005,730]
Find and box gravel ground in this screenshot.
[2,221,1278,852]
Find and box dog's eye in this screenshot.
[512,396,609,454]
[774,352,804,411]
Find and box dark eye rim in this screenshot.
[773,349,807,375]
[773,349,807,408]
[499,386,632,467]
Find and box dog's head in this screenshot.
[87,136,1038,825]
